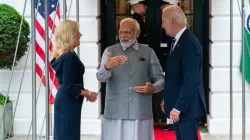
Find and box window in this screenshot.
[180,0,194,32]
[115,0,131,42]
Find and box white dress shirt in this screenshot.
[172,26,187,51]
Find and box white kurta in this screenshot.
[101,118,155,140]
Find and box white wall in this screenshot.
[0,0,101,135]
[209,0,250,134]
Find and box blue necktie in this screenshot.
[169,39,176,55]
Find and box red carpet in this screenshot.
[154,127,202,140]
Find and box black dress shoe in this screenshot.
[161,124,175,131]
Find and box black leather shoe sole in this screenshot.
[161,124,175,131]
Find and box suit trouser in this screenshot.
[173,119,198,140]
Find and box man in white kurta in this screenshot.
[96,17,164,140]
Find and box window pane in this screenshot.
[116,0,131,14]
[116,0,131,42]
[180,0,193,14]
[180,0,194,33]
[186,15,193,32]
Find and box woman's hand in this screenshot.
[81,90,98,102]
[81,90,89,97]
[88,92,98,102]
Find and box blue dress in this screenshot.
[51,51,85,140]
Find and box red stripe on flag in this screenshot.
[36,42,45,61]
[56,8,60,20]
[36,43,58,90]
[36,64,55,104]
[49,41,53,51]
[35,3,60,104]
[48,16,56,34]
[36,20,45,39]
[49,65,58,88]
[36,20,53,52]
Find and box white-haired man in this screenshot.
[162,5,206,140]
[97,18,164,140]
[158,0,180,132]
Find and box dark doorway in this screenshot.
[99,0,210,124]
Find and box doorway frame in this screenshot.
[99,0,210,123]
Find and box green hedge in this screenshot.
[0,92,11,105]
[0,4,30,69]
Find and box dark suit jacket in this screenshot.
[164,29,207,121]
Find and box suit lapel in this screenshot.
[169,29,189,57]
[172,29,189,51]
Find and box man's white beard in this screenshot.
[120,37,137,48]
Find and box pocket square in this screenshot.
[138,57,146,62]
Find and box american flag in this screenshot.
[35,0,60,104]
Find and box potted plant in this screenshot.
[0,92,14,139]
[0,4,30,69]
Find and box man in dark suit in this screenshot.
[162,5,207,140]
[128,0,148,44]
[158,0,179,132]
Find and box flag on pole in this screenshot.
[35,0,60,104]
[240,13,250,85]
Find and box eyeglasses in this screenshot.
[118,30,135,35]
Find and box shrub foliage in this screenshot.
[0,4,30,69]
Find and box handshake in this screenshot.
[87,91,98,102]
[81,89,98,102]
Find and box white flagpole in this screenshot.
[44,0,50,139]
[241,0,246,139]
[31,0,37,139]
[63,0,67,19]
[76,0,80,56]
[229,0,233,139]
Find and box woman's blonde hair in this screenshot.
[52,20,79,58]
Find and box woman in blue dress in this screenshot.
[51,20,98,140]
